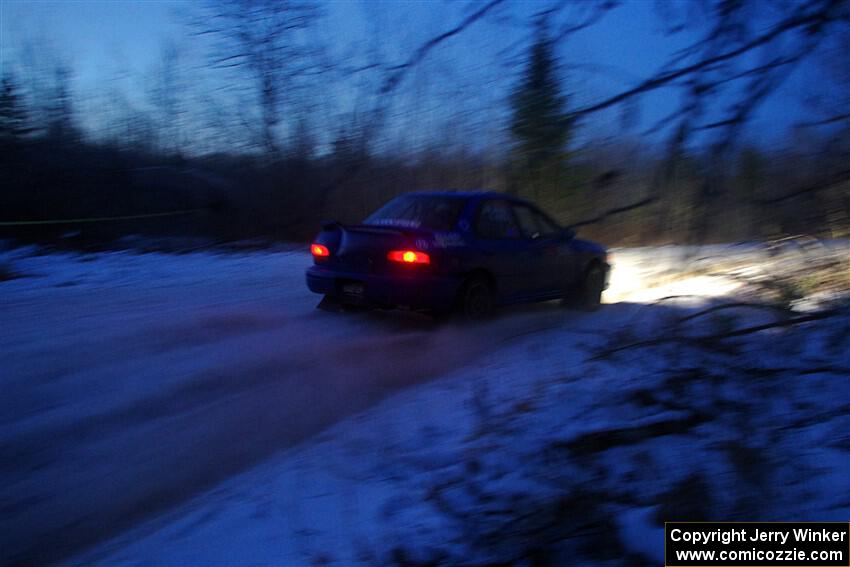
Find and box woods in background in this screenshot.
[1,0,849,248]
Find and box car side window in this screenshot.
[513,205,542,239]
[512,204,561,239]
[475,200,521,239]
[532,209,561,238]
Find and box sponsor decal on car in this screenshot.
[432,232,466,248]
[370,219,421,228]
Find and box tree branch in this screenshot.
[569,0,842,118]
[592,308,841,360]
[568,196,656,229]
[378,0,505,95]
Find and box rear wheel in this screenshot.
[317,294,343,312]
[458,276,495,321]
[316,294,368,313]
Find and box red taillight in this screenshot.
[311,243,330,257]
[387,250,430,264]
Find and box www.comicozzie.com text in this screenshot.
[670,526,848,546]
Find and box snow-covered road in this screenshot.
[2,244,847,566]
[2,249,490,565]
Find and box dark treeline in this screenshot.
[2,0,849,249]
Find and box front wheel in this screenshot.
[577,263,605,311]
[564,263,605,311]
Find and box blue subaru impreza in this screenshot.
[306,191,609,320]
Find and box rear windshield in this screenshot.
[364,195,465,231]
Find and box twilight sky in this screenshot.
[0,0,822,154]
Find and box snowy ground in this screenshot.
[1,241,848,566]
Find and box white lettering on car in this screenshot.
[372,219,421,228]
[433,232,466,248]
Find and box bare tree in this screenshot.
[148,40,187,156]
[195,0,324,155]
[45,63,78,146]
[536,0,850,238]
[0,72,32,146]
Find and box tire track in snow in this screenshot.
[2,319,493,566]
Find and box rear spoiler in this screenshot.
[321,219,342,231]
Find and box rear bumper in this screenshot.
[306,266,460,311]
